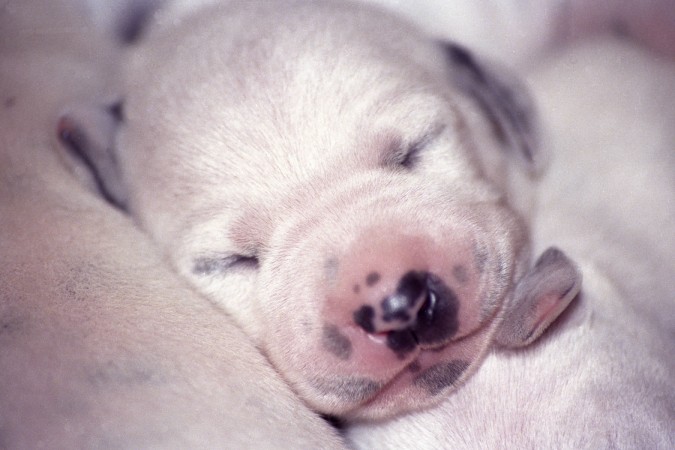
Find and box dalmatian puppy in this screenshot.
[347,37,675,447]
[0,1,346,447]
[59,0,582,420]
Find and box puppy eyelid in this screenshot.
[399,137,427,169]
[396,124,446,170]
[192,253,259,276]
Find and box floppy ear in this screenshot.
[441,42,541,173]
[57,101,128,209]
[495,247,582,348]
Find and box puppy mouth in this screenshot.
[339,323,493,420]
[343,344,454,415]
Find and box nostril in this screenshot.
[353,271,431,335]
[412,273,461,345]
[381,271,426,325]
[351,270,460,355]
[417,286,438,323]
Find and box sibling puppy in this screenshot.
[348,37,675,447]
[1,1,345,447]
[61,0,581,420]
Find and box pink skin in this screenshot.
[322,228,485,379]
[257,197,524,419]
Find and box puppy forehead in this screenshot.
[128,0,451,126]
[122,1,473,225]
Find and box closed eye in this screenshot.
[399,137,427,169]
[389,124,446,170]
[192,253,259,276]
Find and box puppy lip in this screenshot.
[349,345,449,412]
[367,332,389,345]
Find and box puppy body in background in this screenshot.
[0,1,346,448]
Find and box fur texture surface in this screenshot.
[66,0,584,420]
[347,37,675,448]
[0,1,346,447]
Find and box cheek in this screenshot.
[182,264,263,340]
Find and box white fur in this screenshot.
[0,1,346,447]
[4,0,673,445]
[105,0,580,420]
[347,37,675,448]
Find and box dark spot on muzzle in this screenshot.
[381,271,425,324]
[453,265,469,284]
[310,377,382,403]
[411,274,460,346]
[353,272,461,357]
[353,305,376,333]
[387,329,418,359]
[322,324,353,360]
[413,359,470,396]
[365,271,381,286]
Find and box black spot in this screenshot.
[353,305,376,333]
[387,330,417,358]
[4,97,16,108]
[443,41,535,163]
[397,271,425,301]
[453,265,469,284]
[365,271,381,286]
[309,377,381,403]
[116,0,161,44]
[411,274,460,345]
[408,360,422,373]
[324,257,339,282]
[381,271,425,323]
[353,284,360,294]
[322,325,352,361]
[192,254,258,275]
[413,360,470,396]
[107,101,124,122]
[473,242,489,274]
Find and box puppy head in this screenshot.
[60,0,579,420]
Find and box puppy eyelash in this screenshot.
[395,124,446,170]
[192,253,259,276]
[399,138,427,169]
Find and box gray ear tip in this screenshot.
[537,246,583,291]
[536,246,573,268]
[495,246,583,349]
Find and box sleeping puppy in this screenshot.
[59,0,581,420]
[348,37,675,447]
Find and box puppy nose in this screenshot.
[354,271,431,333]
[324,228,464,362]
[353,271,456,357]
